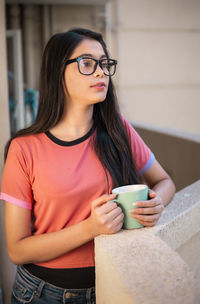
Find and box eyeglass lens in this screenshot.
[79,58,116,76]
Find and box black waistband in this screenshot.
[23,264,95,289]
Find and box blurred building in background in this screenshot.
[5,0,108,134]
[1,0,200,303]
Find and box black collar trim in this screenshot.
[45,125,96,146]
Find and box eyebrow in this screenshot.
[78,53,107,59]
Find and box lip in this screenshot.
[91,82,106,88]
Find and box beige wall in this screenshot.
[108,0,200,136]
[52,4,105,34]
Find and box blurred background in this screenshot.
[0,0,200,303]
[3,0,200,135]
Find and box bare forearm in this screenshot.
[6,194,123,265]
[152,177,176,207]
[143,160,176,207]
[8,218,94,265]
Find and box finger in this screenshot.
[92,194,116,208]
[103,212,124,234]
[133,200,161,208]
[131,213,160,223]
[148,189,156,199]
[131,205,164,215]
[111,215,124,232]
[112,212,124,225]
[100,201,120,214]
[115,221,124,232]
[136,219,156,227]
[105,206,123,220]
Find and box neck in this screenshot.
[49,104,94,141]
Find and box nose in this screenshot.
[93,63,104,77]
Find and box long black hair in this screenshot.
[5,28,141,188]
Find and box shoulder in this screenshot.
[11,133,44,148]
[9,133,45,157]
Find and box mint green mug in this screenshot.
[111,184,148,229]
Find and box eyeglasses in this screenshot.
[65,56,117,76]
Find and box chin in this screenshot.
[95,94,107,103]
[92,98,105,105]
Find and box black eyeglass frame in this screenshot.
[65,56,118,76]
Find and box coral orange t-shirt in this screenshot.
[0,118,155,269]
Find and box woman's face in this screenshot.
[64,38,110,108]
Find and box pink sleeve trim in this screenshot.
[0,193,32,210]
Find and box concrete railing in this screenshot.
[95,180,200,304]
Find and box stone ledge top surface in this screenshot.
[96,180,200,246]
[95,180,200,303]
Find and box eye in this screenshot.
[101,62,108,68]
[101,59,113,70]
[80,58,93,67]
[101,60,114,69]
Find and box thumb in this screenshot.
[148,189,156,198]
[92,194,116,209]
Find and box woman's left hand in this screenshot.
[130,189,164,227]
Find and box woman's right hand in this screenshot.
[5,194,123,265]
[87,194,124,237]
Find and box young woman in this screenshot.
[0,28,175,304]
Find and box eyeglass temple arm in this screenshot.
[65,58,77,66]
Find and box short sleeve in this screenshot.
[0,139,33,209]
[121,116,155,176]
